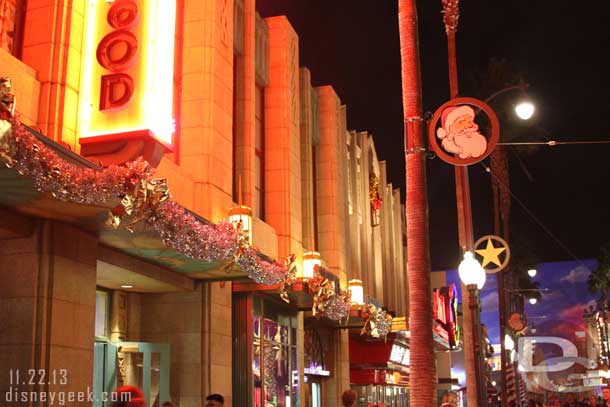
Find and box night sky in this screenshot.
[257,1,610,270]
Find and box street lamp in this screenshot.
[482,81,535,407]
[528,297,538,305]
[515,101,535,120]
[483,82,535,121]
[527,269,537,278]
[458,251,486,289]
[504,334,515,351]
[458,251,487,407]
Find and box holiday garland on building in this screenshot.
[0,77,392,334]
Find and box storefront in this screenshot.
[349,337,410,407]
[233,290,302,407]
[302,321,333,407]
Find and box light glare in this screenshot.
[515,101,535,120]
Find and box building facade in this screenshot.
[0,1,407,406]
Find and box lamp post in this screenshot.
[482,84,535,407]
[459,251,487,407]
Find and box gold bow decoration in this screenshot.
[0,118,12,165]
[0,77,15,166]
[107,176,170,231]
[279,254,297,303]
[361,304,393,340]
[308,268,336,318]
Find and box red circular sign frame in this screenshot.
[428,97,500,166]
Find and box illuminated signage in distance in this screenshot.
[389,344,410,366]
[304,366,330,376]
[79,0,176,149]
[433,284,460,348]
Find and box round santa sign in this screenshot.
[428,97,499,166]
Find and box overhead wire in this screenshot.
[499,140,610,146]
[479,161,582,263]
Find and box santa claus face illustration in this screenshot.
[436,105,487,159]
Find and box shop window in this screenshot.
[253,298,298,407]
[254,84,265,220]
[356,146,362,225]
[347,133,353,215]
[95,290,110,339]
[0,0,25,58]
[232,0,245,204]
[310,89,320,249]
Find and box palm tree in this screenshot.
[588,242,610,307]
[398,1,436,406]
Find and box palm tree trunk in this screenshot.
[491,146,510,407]
[398,1,436,406]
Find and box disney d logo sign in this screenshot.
[517,336,598,393]
[428,97,499,166]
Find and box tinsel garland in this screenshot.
[324,290,351,322]
[263,347,278,401]
[0,111,289,287]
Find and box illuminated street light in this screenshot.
[458,251,486,290]
[515,101,535,120]
[527,269,537,277]
[458,251,487,407]
[504,334,515,351]
[529,297,538,305]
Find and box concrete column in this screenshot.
[392,189,409,316]
[380,162,393,309]
[138,286,211,407]
[339,106,350,287]
[315,86,347,282]
[0,219,97,405]
[393,189,408,316]
[234,0,256,208]
[201,282,233,406]
[299,68,316,251]
[296,312,306,405]
[347,131,362,280]
[264,16,303,259]
[181,0,235,221]
[22,0,86,149]
[323,330,350,406]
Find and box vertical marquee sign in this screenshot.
[433,284,460,349]
[79,0,176,149]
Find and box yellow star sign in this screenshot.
[475,238,506,268]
